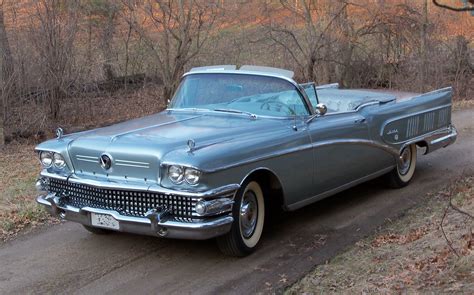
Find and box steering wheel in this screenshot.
[260,100,295,115]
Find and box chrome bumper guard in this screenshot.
[425,125,457,154]
[37,192,234,240]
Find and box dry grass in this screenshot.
[288,176,474,294]
[0,144,56,241]
[453,99,474,111]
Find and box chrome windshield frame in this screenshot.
[169,71,316,117]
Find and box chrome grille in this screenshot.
[48,178,198,218]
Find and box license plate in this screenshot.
[91,213,119,230]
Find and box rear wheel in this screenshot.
[82,225,113,235]
[386,144,417,188]
[217,180,265,256]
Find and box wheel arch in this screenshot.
[401,140,428,155]
[239,167,286,211]
[415,140,429,154]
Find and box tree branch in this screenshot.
[432,0,474,12]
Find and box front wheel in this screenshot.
[217,180,265,256]
[386,144,417,188]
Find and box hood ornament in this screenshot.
[187,139,196,153]
[55,127,64,139]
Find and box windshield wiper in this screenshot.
[213,108,257,119]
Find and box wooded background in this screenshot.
[0,0,472,145]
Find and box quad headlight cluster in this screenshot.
[168,165,201,185]
[39,151,66,169]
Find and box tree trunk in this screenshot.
[101,4,116,81]
[0,84,3,146]
[0,4,14,147]
[420,0,429,92]
[305,55,317,82]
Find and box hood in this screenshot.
[58,110,285,183]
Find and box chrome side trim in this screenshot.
[115,159,150,165]
[76,155,97,159]
[311,139,401,159]
[114,163,150,168]
[397,126,454,148]
[380,104,452,138]
[115,159,150,169]
[287,166,395,211]
[168,139,400,174]
[391,125,456,155]
[77,156,151,168]
[76,155,98,164]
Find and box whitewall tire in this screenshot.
[217,180,265,256]
[387,144,417,188]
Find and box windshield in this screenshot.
[169,73,310,117]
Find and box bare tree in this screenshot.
[263,0,381,84]
[82,0,122,80]
[95,0,120,80]
[124,0,221,99]
[420,0,429,92]
[432,0,474,12]
[30,0,80,120]
[262,0,354,82]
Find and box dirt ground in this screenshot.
[0,144,56,241]
[287,176,474,294]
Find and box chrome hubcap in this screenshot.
[398,147,411,175]
[239,191,258,238]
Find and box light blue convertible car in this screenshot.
[35,65,457,256]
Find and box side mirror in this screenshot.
[315,103,327,116]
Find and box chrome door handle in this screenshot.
[354,118,366,124]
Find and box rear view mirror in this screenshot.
[315,103,327,116]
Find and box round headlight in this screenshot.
[39,151,53,168]
[168,165,184,184]
[53,153,66,169]
[184,168,201,185]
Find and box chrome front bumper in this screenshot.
[37,193,233,240]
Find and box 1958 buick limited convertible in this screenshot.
[35,65,457,256]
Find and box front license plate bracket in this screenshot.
[90,212,120,230]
